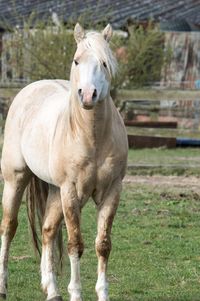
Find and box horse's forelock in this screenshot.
[80,31,117,77]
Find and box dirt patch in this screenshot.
[11,255,32,261]
[123,175,200,191]
[176,156,200,162]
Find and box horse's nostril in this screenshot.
[78,89,82,96]
[92,89,97,100]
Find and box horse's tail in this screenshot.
[26,176,63,265]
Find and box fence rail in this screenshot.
[117,88,200,102]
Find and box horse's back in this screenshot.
[9,79,70,110]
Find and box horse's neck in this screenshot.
[68,95,112,146]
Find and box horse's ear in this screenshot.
[102,24,113,42]
[74,23,85,43]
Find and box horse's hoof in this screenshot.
[0,293,6,300]
[48,296,63,301]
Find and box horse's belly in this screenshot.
[21,131,54,184]
[21,114,59,185]
[23,154,53,184]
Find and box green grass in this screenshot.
[126,126,200,139]
[128,148,200,176]
[128,148,200,165]
[1,182,200,300]
[118,88,200,102]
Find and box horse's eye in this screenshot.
[103,61,107,68]
[74,60,79,66]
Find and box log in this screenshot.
[124,120,177,128]
[128,135,176,148]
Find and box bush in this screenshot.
[113,23,171,89]
[3,19,76,81]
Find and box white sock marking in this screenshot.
[41,244,59,299]
[96,271,109,301]
[68,254,82,301]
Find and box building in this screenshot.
[0,0,200,85]
[0,0,200,30]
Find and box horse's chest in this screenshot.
[67,156,117,201]
[96,156,118,185]
[66,156,96,199]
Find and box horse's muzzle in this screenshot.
[78,87,97,109]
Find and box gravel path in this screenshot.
[123,175,200,189]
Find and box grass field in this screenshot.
[128,148,200,176]
[126,126,200,139]
[128,148,200,165]
[1,177,200,301]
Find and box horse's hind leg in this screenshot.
[0,167,31,299]
[41,185,63,301]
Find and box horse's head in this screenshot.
[70,23,117,110]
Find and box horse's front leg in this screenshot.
[61,185,84,301]
[95,180,122,301]
[41,185,63,301]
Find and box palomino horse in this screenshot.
[0,23,128,301]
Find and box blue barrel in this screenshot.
[176,137,200,147]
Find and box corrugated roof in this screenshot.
[0,0,200,30]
